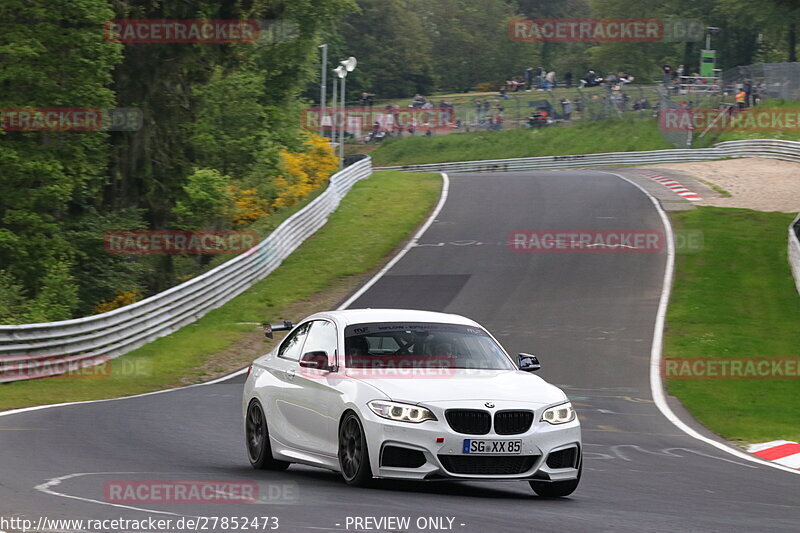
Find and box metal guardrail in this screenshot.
[380,138,800,297]
[378,139,800,174]
[0,157,373,382]
[4,139,800,382]
[790,214,800,296]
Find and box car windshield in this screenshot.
[343,322,515,370]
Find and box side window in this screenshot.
[302,320,338,363]
[278,323,311,361]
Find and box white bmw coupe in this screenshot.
[242,309,581,497]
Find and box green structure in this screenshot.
[700,49,717,78]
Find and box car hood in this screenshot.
[347,369,567,405]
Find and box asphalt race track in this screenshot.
[1,170,798,533]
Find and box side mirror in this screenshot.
[517,353,541,372]
[299,351,331,371]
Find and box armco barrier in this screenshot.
[4,138,800,382]
[0,157,373,382]
[790,214,800,295]
[377,139,800,173]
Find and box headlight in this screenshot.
[368,400,437,423]
[541,402,576,425]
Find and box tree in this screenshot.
[0,0,121,321]
[338,0,436,98]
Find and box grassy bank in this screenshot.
[0,170,441,411]
[666,207,800,443]
[370,117,671,166]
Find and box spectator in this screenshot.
[581,70,599,88]
[618,72,634,85]
[560,98,572,120]
[736,89,747,109]
[411,93,426,108]
[662,64,672,85]
[499,85,509,99]
[494,113,504,130]
[563,71,573,88]
[743,80,753,107]
[524,67,534,90]
[545,71,556,89]
[359,92,375,107]
[535,66,544,89]
[422,100,433,125]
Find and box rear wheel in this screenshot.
[246,400,289,471]
[338,412,373,486]
[529,464,581,498]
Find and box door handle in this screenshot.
[286,368,296,381]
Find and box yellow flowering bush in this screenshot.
[228,186,270,226]
[94,289,142,314]
[272,133,338,209]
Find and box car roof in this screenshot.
[305,309,483,329]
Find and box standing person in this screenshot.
[662,64,672,85]
[743,80,753,107]
[482,100,491,116]
[736,88,747,109]
[563,71,573,88]
[535,66,544,89]
[545,71,556,89]
[421,100,433,125]
[474,99,483,121]
[560,98,572,121]
[524,67,534,90]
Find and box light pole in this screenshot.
[332,65,345,154]
[318,44,327,137]
[338,57,357,169]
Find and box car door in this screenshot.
[265,322,311,449]
[294,319,342,457]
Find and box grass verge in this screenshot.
[665,207,800,443]
[0,170,441,411]
[370,117,671,166]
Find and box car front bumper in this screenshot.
[360,400,581,482]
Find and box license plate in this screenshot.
[462,439,522,455]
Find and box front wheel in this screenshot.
[529,465,581,498]
[338,412,373,486]
[245,400,290,471]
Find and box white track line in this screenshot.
[0,367,248,418]
[338,172,450,310]
[600,171,799,476]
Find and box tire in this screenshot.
[529,464,581,498]
[338,412,373,486]
[245,400,290,471]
